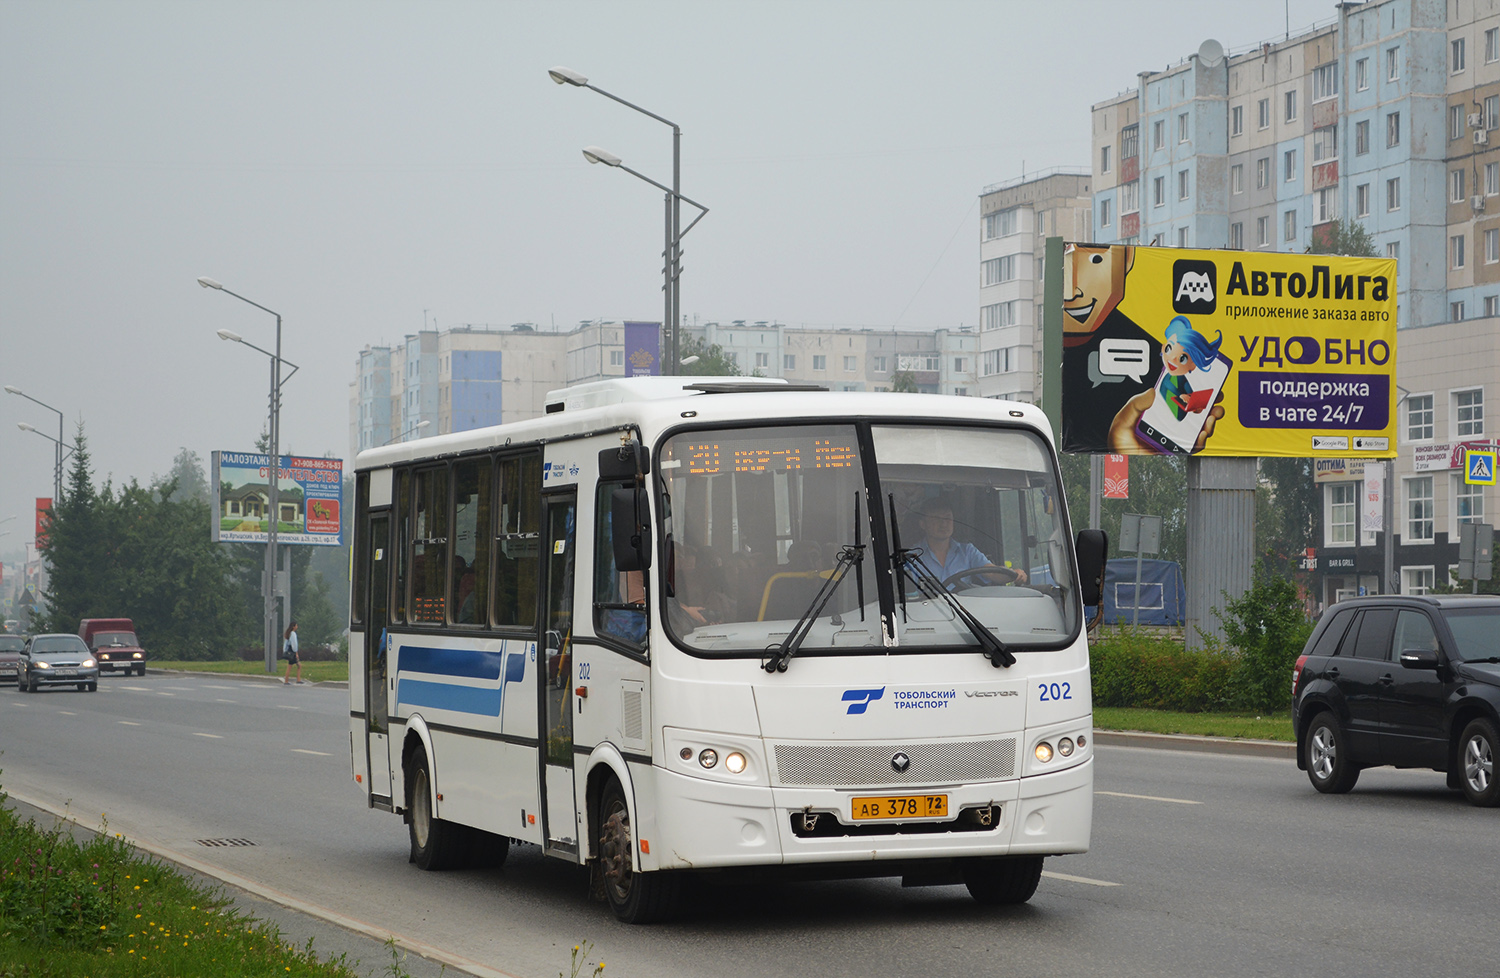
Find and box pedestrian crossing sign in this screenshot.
[1467,449,1497,486]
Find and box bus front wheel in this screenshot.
[963,855,1044,906]
[598,778,679,924]
[406,751,461,870]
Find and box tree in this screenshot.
[1058,451,1191,566]
[35,424,109,633]
[890,370,919,393]
[677,335,743,376]
[157,447,210,505]
[1256,457,1321,576]
[1310,218,1378,257]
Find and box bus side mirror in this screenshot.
[611,488,652,572]
[1075,529,1108,607]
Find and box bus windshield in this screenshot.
[658,422,1077,655]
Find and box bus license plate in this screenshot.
[851,794,948,821]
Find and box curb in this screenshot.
[1093,729,1297,759]
[146,667,349,690]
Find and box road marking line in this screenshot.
[1043,870,1122,887]
[1096,790,1202,805]
[202,685,237,690]
[215,698,237,704]
[275,705,299,710]
[119,720,141,726]
[57,711,76,716]
[156,692,175,697]
[119,686,150,691]
[193,732,223,739]
[291,748,331,756]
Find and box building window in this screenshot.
[1356,183,1371,218]
[1488,27,1499,63]
[1177,227,1189,248]
[1387,46,1400,81]
[1099,198,1112,227]
[983,255,1016,286]
[1313,62,1339,101]
[1404,567,1436,595]
[1452,234,1466,269]
[1452,301,1466,321]
[1488,95,1500,130]
[1230,222,1244,249]
[1121,124,1139,159]
[812,355,826,371]
[1356,57,1369,90]
[1177,112,1189,142]
[981,350,1001,376]
[1284,209,1297,241]
[1407,394,1434,441]
[1453,37,1466,73]
[873,356,887,372]
[1451,104,1465,141]
[1387,177,1401,211]
[843,356,856,372]
[1488,162,1500,196]
[1177,169,1190,200]
[1407,477,1435,542]
[1231,164,1244,195]
[1151,233,1164,247]
[1355,119,1370,155]
[1257,216,1270,247]
[1100,144,1111,174]
[1453,168,1468,202]
[1231,105,1244,136]
[1329,483,1356,545]
[1313,125,1338,161]
[1488,295,1500,317]
[1256,156,1270,189]
[1455,388,1484,436]
[1119,180,1139,213]
[1387,241,1400,261]
[1487,228,1499,264]
[1152,119,1165,151]
[1387,111,1401,147]
[1284,149,1296,182]
[1316,187,1338,223]
[1153,175,1165,207]
[609,350,624,366]
[755,351,769,369]
[784,354,796,370]
[982,301,1017,330]
[1285,90,1298,123]
[983,208,1017,239]
[1457,477,1485,526]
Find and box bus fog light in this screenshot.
[1077,734,1087,748]
[724,751,746,774]
[1058,737,1074,757]
[698,749,719,769]
[679,747,693,761]
[1034,742,1053,763]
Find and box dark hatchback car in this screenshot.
[1293,595,1500,807]
[18,634,99,693]
[0,634,24,685]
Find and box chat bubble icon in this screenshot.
[1098,338,1152,383]
[1087,351,1124,388]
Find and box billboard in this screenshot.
[211,451,343,546]
[1059,245,1397,458]
[623,321,661,376]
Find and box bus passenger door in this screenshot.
[540,493,579,854]
[365,512,394,804]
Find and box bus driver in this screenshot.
[913,496,1027,587]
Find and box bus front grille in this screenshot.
[773,739,1016,786]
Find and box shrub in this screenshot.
[1090,632,1239,712]
[1216,570,1314,713]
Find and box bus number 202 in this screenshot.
[1038,682,1071,702]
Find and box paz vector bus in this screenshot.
[348,377,1106,923]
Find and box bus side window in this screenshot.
[451,458,491,625]
[352,473,370,627]
[494,453,541,629]
[411,466,449,623]
[394,470,410,623]
[594,480,647,646]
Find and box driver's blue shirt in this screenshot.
[914,538,991,584]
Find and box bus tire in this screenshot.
[598,777,678,924]
[963,855,1044,906]
[406,751,461,870]
[467,827,511,868]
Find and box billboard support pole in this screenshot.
[1185,457,1257,649]
[1383,457,1395,594]
[1042,237,1064,443]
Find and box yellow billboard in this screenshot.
[1058,245,1397,458]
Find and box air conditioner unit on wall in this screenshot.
[1473,195,1487,212]
[1469,113,1483,128]
[1475,128,1490,145]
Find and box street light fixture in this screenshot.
[200,276,296,674]
[4,385,66,504]
[552,66,707,375]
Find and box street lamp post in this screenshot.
[199,277,299,674]
[4,386,65,504]
[551,66,706,375]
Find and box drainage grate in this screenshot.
[195,838,257,848]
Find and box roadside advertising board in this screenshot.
[210,451,344,545]
[1059,245,1397,457]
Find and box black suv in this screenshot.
[1293,595,1499,807]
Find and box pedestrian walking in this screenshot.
[281,621,303,684]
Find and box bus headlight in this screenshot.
[1058,737,1075,757]
[1034,742,1053,763]
[724,751,747,774]
[698,749,719,769]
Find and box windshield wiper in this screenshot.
[1461,656,1500,664]
[888,494,1015,669]
[764,495,866,674]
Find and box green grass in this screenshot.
[152,660,350,683]
[1094,706,1295,741]
[0,785,369,976]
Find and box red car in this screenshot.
[0,634,24,685]
[79,618,147,676]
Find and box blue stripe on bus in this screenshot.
[398,645,503,680]
[396,678,504,716]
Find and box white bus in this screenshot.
[349,377,1106,922]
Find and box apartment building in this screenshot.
[977,169,1093,402]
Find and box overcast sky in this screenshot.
[1,0,1336,561]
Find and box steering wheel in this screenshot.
[941,565,1020,590]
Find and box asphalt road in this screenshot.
[1,671,1494,978]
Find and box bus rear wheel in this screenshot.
[963,855,1044,906]
[406,752,462,870]
[598,778,678,924]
